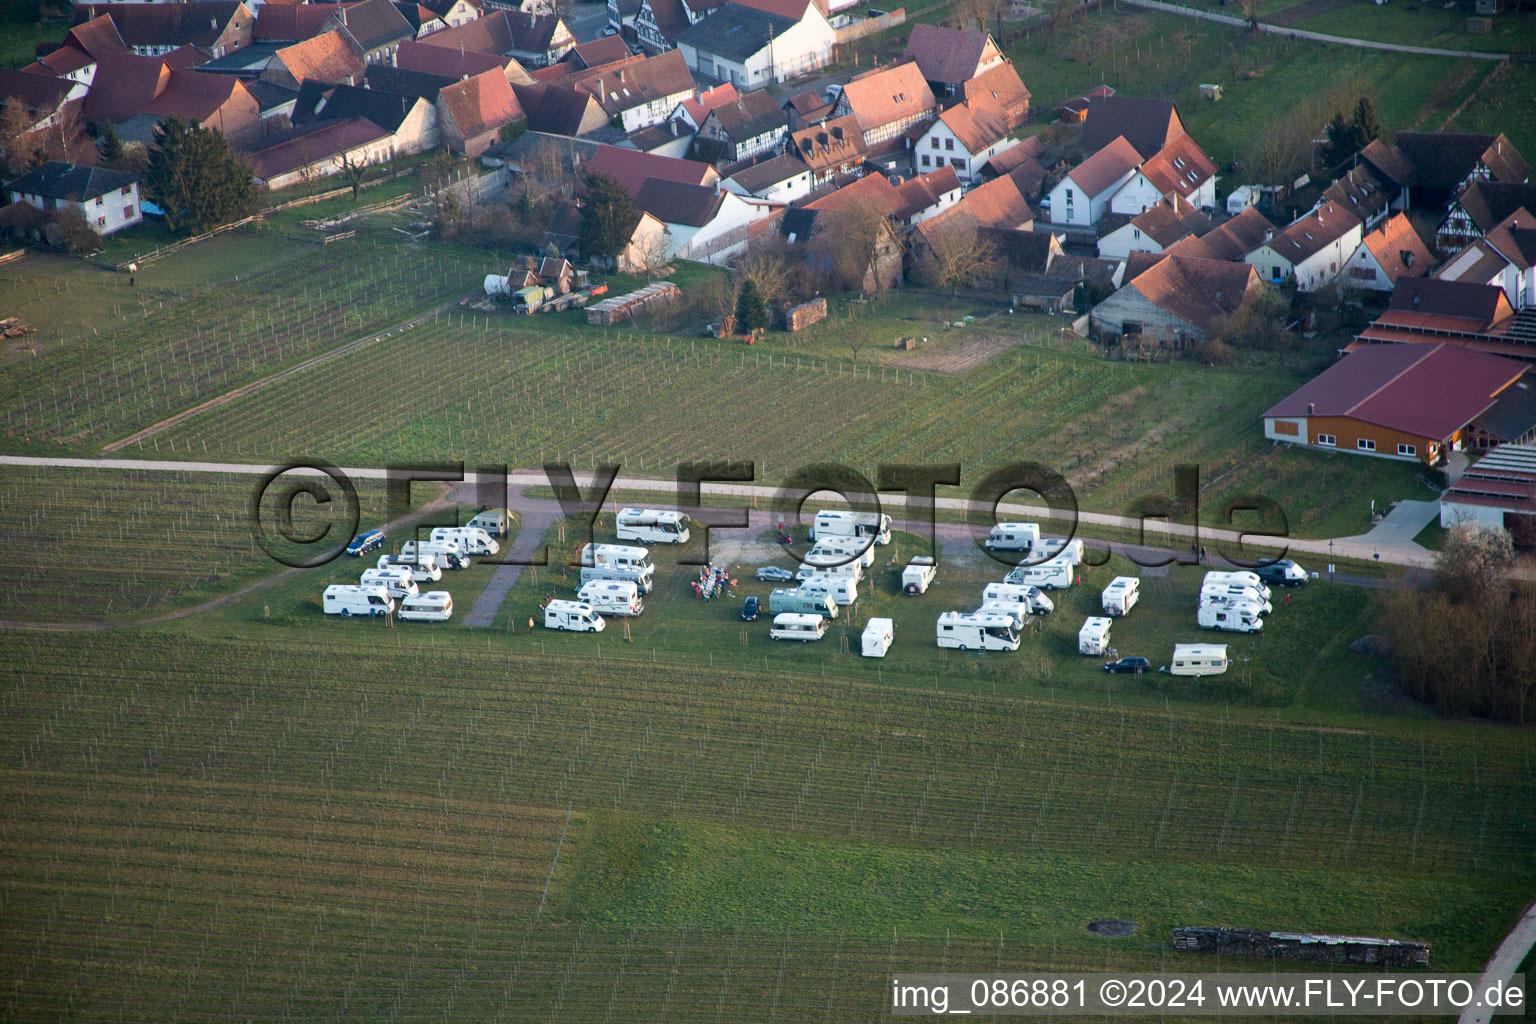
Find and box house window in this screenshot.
[944,138,953,151]
[97,216,106,227]
[931,138,940,150]
[1316,433,1336,446]
[1271,420,1300,437]
[1357,438,1376,452]
[921,154,930,167]
[1349,267,1376,280]
[951,158,964,168]
[1132,229,1140,239]
[1397,443,1416,457]
[1271,266,1282,280]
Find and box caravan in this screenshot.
[467,508,514,537]
[360,566,418,599]
[811,510,891,546]
[798,575,857,606]
[580,565,653,595]
[544,600,605,632]
[861,617,894,657]
[616,508,691,544]
[984,522,1040,552]
[902,557,937,595]
[430,526,498,556]
[322,584,395,617]
[796,560,862,583]
[770,612,828,642]
[936,611,1020,651]
[768,588,838,620]
[402,539,470,570]
[1166,644,1230,677]
[806,536,875,570]
[1204,571,1271,600]
[1078,616,1113,655]
[1197,603,1263,633]
[398,591,453,621]
[1101,577,1139,616]
[1199,584,1272,614]
[1004,559,1074,590]
[981,582,1053,615]
[1030,537,1084,566]
[377,553,443,583]
[576,579,644,617]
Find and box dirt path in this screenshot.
[461,487,564,627]
[1458,897,1536,1024]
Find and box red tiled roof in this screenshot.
[1126,254,1258,333]
[0,68,81,118]
[567,34,630,67]
[902,23,997,85]
[806,171,902,215]
[634,176,722,226]
[932,98,1007,154]
[732,0,813,19]
[790,113,864,172]
[1124,195,1209,248]
[676,81,737,126]
[584,143,715,196]
[63,13,127,58]
[74,2,249,52]
[437,67,522,138]
[245,116,390,180]
[273,30,365,85]
[1065,135,1139,199]
[914,173,1031,244]
[1198,206,1272,261]
[893,164,959,220]
[1138,133,1215,201]
[960,61,1029,130]
[396,39,526,82]
[81,51,171,122]
[141,69,253,123]
[570,48,692,117]
[256,3,339,41]
[984,137,1041,176]
[1361,213,1434,283]
[26,45,99,77]
[837,61,934,134]
[1259,199,1361,263]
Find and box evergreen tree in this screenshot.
[577,170,639,259]
[735,279,769,334]
[143,116,261,234]
[1321,112,1362,168]
[1352,96,1382,147]
[99,122,124,164]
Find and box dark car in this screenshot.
[1255,558,1307,587]
[741,595,759,621]
[1103,656,1151,674]
[345,528,386,556]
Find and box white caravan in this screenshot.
[1101,576,1140,616]
[1005,559,1074,590]
[579,565,653,595]
[768,588,838,620]
[360,566,418,599]
[580,543,655,591]
[576,579,644,617]
[798,576,858,606]
[1199,584,1272,614]
[977,599,1029,630]
[1167,644,1230,677]
[806,536,875,570]
[1197,603,1263,633]
[982,582,1054,615]
[984,522,1039,552]
[1078,616,1113,655]
[902,557,937,595]
[398,591,453,621]
[402,539,470,570]
[770,612,828,642]
[377,553,443,583]
[1204,571,1271,600]
[796,561,862,584]
[937,611,1020,651]
[811,510,891,546]
[322,584,395,617]
[430,526,498,556]
[616,507,691,544]
[1030,537,1084,566]
[466,508,513,537]
[861,617,894,657]
[544,599,604,632]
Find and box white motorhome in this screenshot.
[861,617,894,657]
[984,522,1039,552]
[616,507,691,544]
[977,599,1029,630]
[798,576,858,606]
[796,560,862,583]
[770,612,828,642]
[322,584,395,617]
[768,588,838,620]
[544,599,605,632]
[576,579,644,617]
[936,611,1020,651]
[579,565,653,595]
[811,509,891,546]
[402,539,470,570]
[1030,537,1084,566]
[902,557,937,595]
[1078,616,1113,655]
[1197,603,1263,633]
[1101,576,1139,616]
[806,536,875,570]
[430,526,499,556]
[377,553,443,583]
[360,566,419,599]
[467,508,514,537]
[398,591,453,621]
[1199,584,1272,614]
[1204,571,1271,600]
[580,543,655,590]
[1004,559,1074,590]
[981,582,1053,615]
[1167,643,1230,676]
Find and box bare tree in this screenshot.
[634,222,669,280]
[335,150,373,201]
[735,236,793,306]
[921,219,998,296]
[1242,105,1316,188]
[809,192,903,296]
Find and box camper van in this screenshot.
[1199,584,1272,614]
[936,611,1020,652]
[1166,644,1230,677]
[1101,576,1139,616]
[806,536,875,570]
[576,579,644,617]
[579,565,653,595]
[1256,558,1308,587]
[322,584,395,617]
[360,566,418,600]
[1004,559,1074,590]
[1078,616,1113,655]
[1197,604,1263,633]
[977,600,1029,630]
[861,617,894,657]
[796,560,862,583]
[544,599,605,632]
[430,526,498,556]
[377,553,443,583]
[1204,571,1271,600]
[811,510,891,546]
[768,588,838,620]
[467,508,514,537]
[984,522,1040,553]
[902,557,937,595]
[402,539,470,570]
[580,543,654,590]
[981,582,1054,615]
[770,612,828,642]
[616,508,691,544]
[398,591,453,622]
[798,575,857,606]
[1030,537,1084,566]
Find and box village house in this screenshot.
[1106,133,1218,215]
[635,176,778,262]
[908,172,1033,266]
[911,99,1008,184]
[25,14,128,86]
[585,143,719,196]
[0,69,88,136]
[1392,131,1530,221]
[1433,208,1536,310]
[1080,95,1186,161]
[436,67,523,156]
[1341,212,1435,293]
[786,114,866,193]
[292,81,439,154]
[510,81,608,134]
[1045,135,1140,228]
[5,161,141,235]
[1243,199,1363,291]
[261,31,367,89]
[692,88,788,164]
[422,0,482,29]
[674,0,834,87]
[424,10,575,66]
[831,61,935,154]
[1090,253,1260,348]
[780,87,834,129]
[720,153,813,203]
[1353,278,1532,362]
[785,173,905,290]
[1440,444,1536,535]
[892,164,961,225]
[395,39,533,85]
[959,62,1030,133]
[1194,206,1273,262]
[543,199,668,271]
[392,3,448,39]
[244,116,396,187]
[568,49,695,133]
[1096,195,1210,261]
[253,3,336,44]
[1437,180,1536,253]
[321,0,416,65]
[72,2,254,60]
[632,0,722,53]
[1320,163,1391,232]
[900,24,1002,99]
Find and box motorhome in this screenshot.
[360,567,418,599]
[806,536,875,570]
[1199,584,1272,614]
[770,612,828,642]
[984,522,1039,552]
[1197,604,1263,633]
[977,599,1029,630]
[398,591,453,621]
[861,617,894,657]
[981,582,1054,615]
[579,543,655,590]
[768,588,838,620]
[430,526,498,556]
[936,611,1020,651]
[322,584,395,617]
[1004,559,1074,590]
[902,557,936,595]
[616,508,691,544]
[579,565,653,595]
[1101,576,1139,616]
[467,508,514,537]
[576,579,644,617]
[811,510,891,546]
[544,599,605,632]
[1078,616,1113,655]
[797,575,857,606]
[377,553,443,583]
[402,539,470,570]
[1030,537,1084,566]
[1203,571,1271,600]
[1167,644,1230,676]
[796,561,862,584]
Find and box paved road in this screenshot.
[1458,897,1536,1024]
[562,1,611,41]
[1120,0,1510,59]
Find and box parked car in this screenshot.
[345,529,386,556]
[741,595,759,621]
[1255,558,1308,587]
[1103,656,1151,674]
[756,566,795,582]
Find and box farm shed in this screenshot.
[586,281,681,325]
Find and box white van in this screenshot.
[322,584,395,617]
[984,522,1039,552]
[1198,603,1263,633]
[360,566,418,599]
[798,575,857,606]
[1005,559,1074,590]
[1167,643,1230,676]
[937,611,1019,651]
[398,591,453,621]
[1199,584,1272,614]
[768,588,838,620]
[576,579,643,617]
[770,612,828,642]
[981,582,1053,615]
[977,599,1029,630]
[467,508,514,537]
[806,536,875,570]
[377,553,443,583]
[431,526,498,556]
[616,507,691,544]
[902,557,936,595]
[811,509,891,546]
[1030,537,1084,566]
[545,599,604,632]
[1101,576,1139,616]
[1078,616,1113,655]
[861,617,894,657]
[1204,571,1271,601]
[402,539,470,570]
[579,565,652,595]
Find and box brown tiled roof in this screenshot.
[1396,131,1530,191]
[933,98,1007,154]
[785,88,831,120]
[732,0,812,19]
[255,3,335,41]
[1127,254,1258,332]
[1261,199,1361,263]
[438,67,522,138]
[1456,180,1536,238]
[838,61,934,134]
[141,69,254,123]
[1065,135,1139,199]
[1124,196,1210,248]
[805,171,902,215]
[1359,138,1413,187]
[396,39,529,83]
[635,176,722,226]
[725,152,807,192]
[959,61,1029,130]
[984,137,1041,176]
[706,87,787,144]
[1161,233,1221,262]
[914,173,1031,244]
[74,2,249,52]
[1484,207,1536,271]
[63,13,127,58]
[980,225,1059,272]
[566,34,630,68]
[4,160,135,201]
[902,24,997,86]
[1081,95,1183,161]
[81,52,171,122]
[1198,206,1273,261]
[25,46,99,77]
[790,113,865,172]
[425,10,565,55]
[330,0,415,52]
[1386,277,1512,325]
[1138,133,1215,201]
[511,81,605,134]
[1322,164,1389,225]
[0,68,81,119]
[585,142,716,195]
[571,47,692,117]
[1007,159,1046,200]
[1361,212,1434,282]
[893,164,959,220]
[676,82,737,125]
[245,116,389,179]
[1435,240,1511,286]
[273,30,365,85]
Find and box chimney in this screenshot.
[1307,402,1314,414]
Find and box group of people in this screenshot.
[692,565,736,601]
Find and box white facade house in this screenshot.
[675,1,833,88]
[1107,170,1165,218]
[1244,200,1363,291]
[911,100,1008,185]
[722,154,814,204]
[1046,136,1140,228]
[5,162,142,236]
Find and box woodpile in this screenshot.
[782,297,827,332]
[707,314,737,338]
[0,317,34,339]
[894,336,917,350]
[586,281,681,326]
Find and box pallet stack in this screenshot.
[585,282,681,326]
